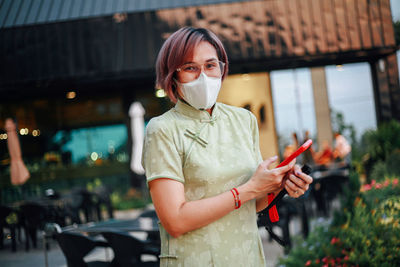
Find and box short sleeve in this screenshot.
[249,112,263,165]
[141,118,185,185]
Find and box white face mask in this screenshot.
[176,72,221,110]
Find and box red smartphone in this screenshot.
[276,139,313,168]
[268,139,313,222]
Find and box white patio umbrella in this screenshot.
[129,102,145,175]
[5,118,30,185]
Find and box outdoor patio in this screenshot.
[0,208,318,267]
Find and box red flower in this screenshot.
[371,179,376,186]
[375,183,382,189]
[305,260,312,266]
[344,255,349,261]
[362,184,372,191]
[393,179,398,186]
[383,180,390,187]
[341,249,348,255]
[315,259,320,264]
[331,237,340,245]
[322,257,328,263]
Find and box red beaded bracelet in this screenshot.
[230,188,241,209]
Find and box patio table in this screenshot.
[62,216,159,235]
[44,214,160,267]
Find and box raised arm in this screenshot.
[149,156,295,238]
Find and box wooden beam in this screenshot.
[369,0,384,47]
[334,0,351,51]
[344,0,362,50]
[380,0,396,46]
[311,67,334,148]
[358,0,373,49]
[371,53,400,123]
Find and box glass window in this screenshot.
[271,68,316,150]
[53,124,128,164]
[325,62,376,140]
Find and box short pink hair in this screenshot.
[155,27,229,103]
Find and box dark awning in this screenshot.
[0,0,397,90]
[0,0,256,29]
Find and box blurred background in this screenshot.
[0,0,399,266]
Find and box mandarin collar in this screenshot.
[174,99,219,123]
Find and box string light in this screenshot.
[241,73,250,81]
[91,152,99,161]
[66,91,76,99]
[19,128,29,135]
[155,89,167,98]
[336,65,344,71]
[32,129,41,137]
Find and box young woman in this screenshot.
[142,27,313,266]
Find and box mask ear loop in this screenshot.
[172,78,185,102]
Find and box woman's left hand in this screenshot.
[284,164,313,198]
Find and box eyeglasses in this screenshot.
[176,60,225,82]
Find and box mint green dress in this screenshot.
[142,100,266,267]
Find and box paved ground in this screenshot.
[0,209,318,267]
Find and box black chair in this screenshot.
[56,231,110,267]
[311,173,349,216]
[44,189,67,226]
[102,231,159,267]
[137,210,160,247]
[257,198,296,251]
[93,186,114,221]
[0,205,20,252]
[72,188,99,223]
[19,202,49,251]
[62,193,84,224]
[137,210,157,219]
[257,193,311,253]
[63,188,98,224]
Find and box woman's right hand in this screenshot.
[245,156,296,197]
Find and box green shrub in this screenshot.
[370,161,388,182]
[386,150,400,177]
[359,120,400,183]
[110,191,151,210]
[331,197,400,267]
[360,178,400,209]
[367,151,400,183]
[362,120,400,162]
[332,171,360,227]
[279,177,400,267]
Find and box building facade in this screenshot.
[0,0,399,191]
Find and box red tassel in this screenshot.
[268,193,279,222]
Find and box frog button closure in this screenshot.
[200,117,217,126]
[184,129,208,147]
